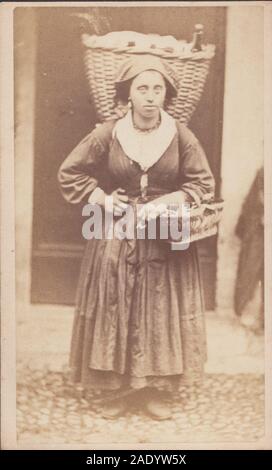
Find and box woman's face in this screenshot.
[129,70,167,119]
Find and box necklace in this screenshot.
[132,116,161,134]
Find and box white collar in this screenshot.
[112,109,177,172]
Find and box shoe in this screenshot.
[145,394,172,420]
[101,398,127,419]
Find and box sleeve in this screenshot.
[57,121,114,204]
[177,123,215,206]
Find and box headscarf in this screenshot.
[115,54,179,98]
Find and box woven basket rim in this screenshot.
[82,33,216,60]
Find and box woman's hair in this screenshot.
[115,79,133,104]
[114,76,175,108]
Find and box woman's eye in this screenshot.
[137,86,163,94]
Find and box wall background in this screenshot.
[217,5,264,312]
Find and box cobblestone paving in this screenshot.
[17,368,264,445]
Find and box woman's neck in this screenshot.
[132,110,161,130]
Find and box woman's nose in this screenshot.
[146,92,154,102]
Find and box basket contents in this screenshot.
[137,199,224,245]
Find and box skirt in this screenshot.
[69,226,207,393]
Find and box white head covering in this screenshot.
[112,109,177,172]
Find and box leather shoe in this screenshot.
[145,394,172,420]
[101,398,127,419]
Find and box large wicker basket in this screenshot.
[82,30,215,124]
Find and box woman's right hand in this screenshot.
[106,188,129,216]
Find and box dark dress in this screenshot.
[58,117,215,392]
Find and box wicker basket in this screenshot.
[133,198,224,245]
[82,31,215,124]
[161,199,224,246]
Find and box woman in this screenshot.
[58,54,215,420]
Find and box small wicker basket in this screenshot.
[167,199,224,246]
[82,29,215,124]
[136,198,224,245]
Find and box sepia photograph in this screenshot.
[1,1,271,450]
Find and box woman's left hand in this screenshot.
[137,192,186,224]
[137,198,168,223]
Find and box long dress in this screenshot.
[58,115,215,392]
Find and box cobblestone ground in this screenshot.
[17,367,264,445]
